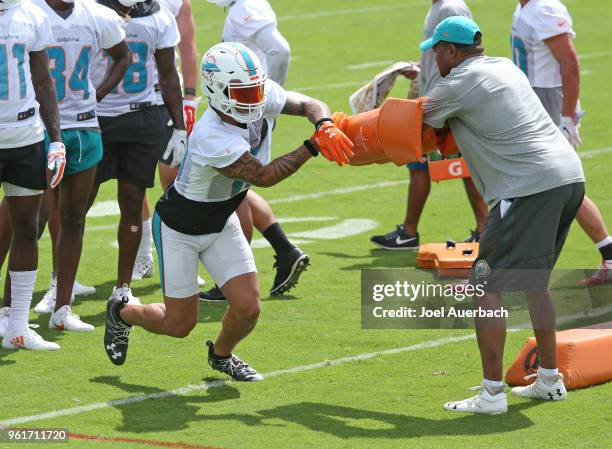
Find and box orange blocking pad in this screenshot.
[506,324,612,390]
[417,242,479,278]
[429,158,471,182]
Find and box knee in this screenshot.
[232,292,261,322]
[166,319,197,338]
[61,211,86,235]
[12,219,38,244]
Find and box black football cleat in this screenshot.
[104,297,132,366]
[371,225,419,250]
[270,247,310,296]
[206,340,263,382]
[199,285,226,302]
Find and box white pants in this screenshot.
[152,212,256,298]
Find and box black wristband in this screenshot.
[315,117,333,131]
[303,140,319,157]
[183,87,197,97]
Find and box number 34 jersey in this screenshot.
[92,3,180,117]
[0,1,53,147]
[33,0,126,130]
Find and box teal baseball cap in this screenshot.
[419,16,481,51]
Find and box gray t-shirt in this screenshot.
[419,0,472,96]
[424,56,584,205]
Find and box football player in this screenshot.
[19,0,131,333]
[102,43,353,379]
[134,0,201,282]
[370,0,489,250]
[88,0,186,304]
[0,0,66,349]
[511,0,612,285]
[202,0,307,301]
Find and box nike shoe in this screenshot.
[199,285,226,302]
[511,372,567,401]
[581,260,612,286]
[206,340,263,382]
[34,285,75,314]
[109,284,141,305]
[370,225,419,250]
[73,280,96,296]
[270,247,310,296]
[104,296,132,365]
[0,307,10,338]
[443,384,508,415]
[49,305,94,332]
[464,229,481,243]
[2,327,60,351]
[132,256,154,281]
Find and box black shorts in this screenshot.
[0,140,47,191]
[471,182,585,292]
[96,107,163,188]
[157,104,174,165]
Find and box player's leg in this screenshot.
[132,197,154,281]
[116,180,146,289]
[578,196,612,285]
[462,177,488,241]
[49,134,100,332]
[247,191,310,296]
[370,163,428,250]
[0,198,11,271]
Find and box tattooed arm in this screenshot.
[216,145,313,188]
[281,91,331,126]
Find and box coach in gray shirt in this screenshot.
[420,17,585,415]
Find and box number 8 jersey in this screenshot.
[0,1,53,148]
[33,0,126,129]
[92,1,180,117]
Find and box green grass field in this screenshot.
[1,0,612,448]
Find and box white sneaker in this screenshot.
[443,385,508,415]
[73,280,96,296]
[511,372,567,401]
[0,307,10,338]
[49,305,94,332]
[197,275,206,287]
[34,286,56,314]
[2,327,60,350]
[132,257,154,281]
[110,284,141,305]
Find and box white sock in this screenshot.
[482,378,504,388]
[538,367,558,377]
[137,218,153,259]
[595,236,612,249]
[6,270,37,332]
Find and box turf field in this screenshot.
[1,0,612,448]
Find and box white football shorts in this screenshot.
[152,212,257,298]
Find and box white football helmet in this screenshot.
[207,0,236,7]
[201,42,267,124]
[0,0,25,11]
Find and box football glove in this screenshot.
[183,97,200,136]
[163,129,188,168]
[47,142,66,189]
[311,121,354,166]
[559,115,582,149]
[331,111,349,133]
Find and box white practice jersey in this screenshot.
[222,0,276,76]
[154,0,182,105]
[511,0,575,88]
[34,0,125,129]
[92,2,180,117]
[0,1,53,148]
[174,79,286,202]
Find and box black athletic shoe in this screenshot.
[104,297,132,366]
[370,225,419,250]
[206,340,263,382]
[463,229,481,243]
[199,285,226,302]
[270,247,310,296]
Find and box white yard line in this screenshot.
[347,60,396,70]
[293,80,367,92]
[268,180,406,204]
[0,333,476,427]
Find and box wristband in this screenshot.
[184,87,197,97]
[303,140,319,157]
[315,117,333,131]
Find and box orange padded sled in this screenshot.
[417,242,479,278]
[342,98,425,166]
[422,127,459,156]
[506,324,612,390]
[429,158,471,182]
